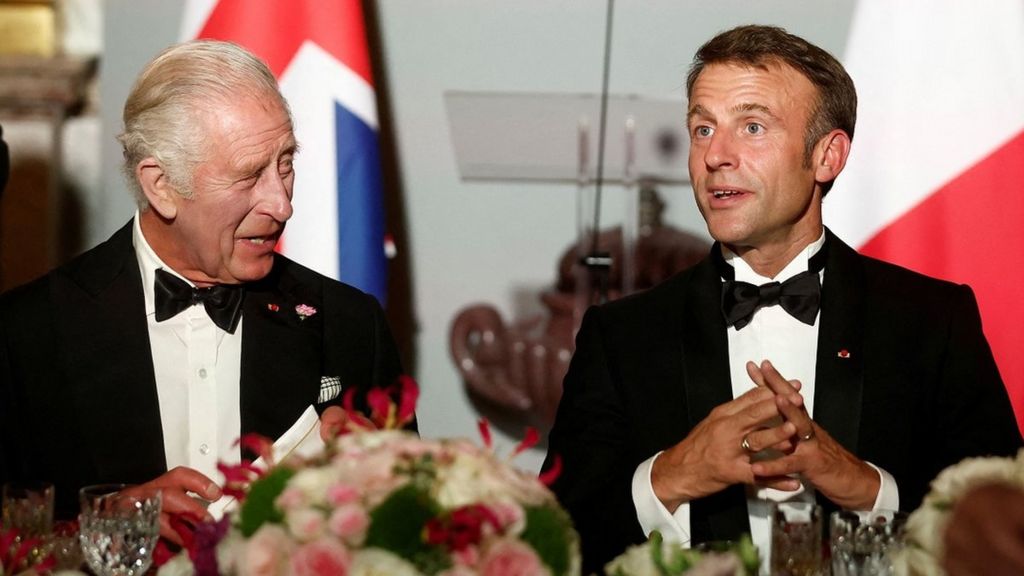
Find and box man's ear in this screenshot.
[814,129,852,185]
[136,157,179,220]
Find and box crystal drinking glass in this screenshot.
[78,484,161,576]
[771,501,824,576]
[830,509,907,576]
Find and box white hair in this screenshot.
[118,39,292,206]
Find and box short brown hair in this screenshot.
[686,25,856,187]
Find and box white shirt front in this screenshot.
[631,231,898,573]
[132,213,242,483]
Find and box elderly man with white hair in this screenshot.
[0,40,407,541]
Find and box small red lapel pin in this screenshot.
[837,349,851,359]
[267,303,280,312]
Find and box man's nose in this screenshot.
[703,130,738,170]
[260,174,293,222]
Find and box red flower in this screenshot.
[424,504,504,552]
[338,376,419,434]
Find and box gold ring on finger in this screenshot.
[741,435,755,453]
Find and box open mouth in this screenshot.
[712,189,745,199]
[239,231,281,246]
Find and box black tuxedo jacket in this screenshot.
[544,229,1021,574]
[0,221,403,518]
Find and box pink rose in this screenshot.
[326,483,359,506]
[452,545,480,567]
[239,525,292,576]
[286,508,326,542]
[290,538,351,576]
[479,540,549,576]
[275,486,306,510]
[327,504,370,544]
[490,501,526,532]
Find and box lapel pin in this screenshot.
[295,303,318,321]
[837,349,851,359]
[267,303,280,312]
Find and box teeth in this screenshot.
[712,190,740,199]
[248,238,266,245]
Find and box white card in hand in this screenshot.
[207,405,324,520]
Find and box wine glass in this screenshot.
[78,484,161,576]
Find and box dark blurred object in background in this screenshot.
[450,185,710,436]
[0,123,8,196]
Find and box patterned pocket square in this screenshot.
[318,376,343,404]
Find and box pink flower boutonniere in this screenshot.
[295,304,317,321]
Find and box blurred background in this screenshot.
[1,0,1021,472]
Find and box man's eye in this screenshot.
[694,125,713,137]
[745,123,764,135]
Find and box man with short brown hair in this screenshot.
[545,24,1020,574]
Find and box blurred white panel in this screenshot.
[446,91,689,184]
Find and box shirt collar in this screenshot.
[722,229,826,285]
[133,210,195,316]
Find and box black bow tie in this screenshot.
[154,268,245,334]
[713,242,828,330]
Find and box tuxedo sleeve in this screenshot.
[930,285,1021,480]
[543,305,647,575]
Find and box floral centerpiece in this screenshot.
[892,449,1024,576]
[157,376,579,576]
[604,532,758,576]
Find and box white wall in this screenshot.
[99,0,855,470]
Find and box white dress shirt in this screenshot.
[631,230,898,573]
[133,213,242,482]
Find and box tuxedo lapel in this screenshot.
[680,253,750,542]
[813,230,865,456]
[239,260,322,444]
[56,221,167,482]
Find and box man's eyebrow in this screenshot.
[733,102,778,119]
[687,104,711,123]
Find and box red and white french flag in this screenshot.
[827,0,1024,429]
[181,0,388,304]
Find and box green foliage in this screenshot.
[646,531,759,576]
[649,531,701,575]
[520,504,576,576]
[364,483,449,574]
[238,467,295,537]
[734,534,760,575]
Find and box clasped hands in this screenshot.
[651,360,879,513]
[132,407,349,543]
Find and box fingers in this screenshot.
[776,394,815,441]
[146,466,222,500]
[749,360,803,406]
[160,515,184,545]
[719,384,774,417]
[131,467,221,530]
[742,420,796,453]
[319,406,347,441]
[747,360,815,440]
